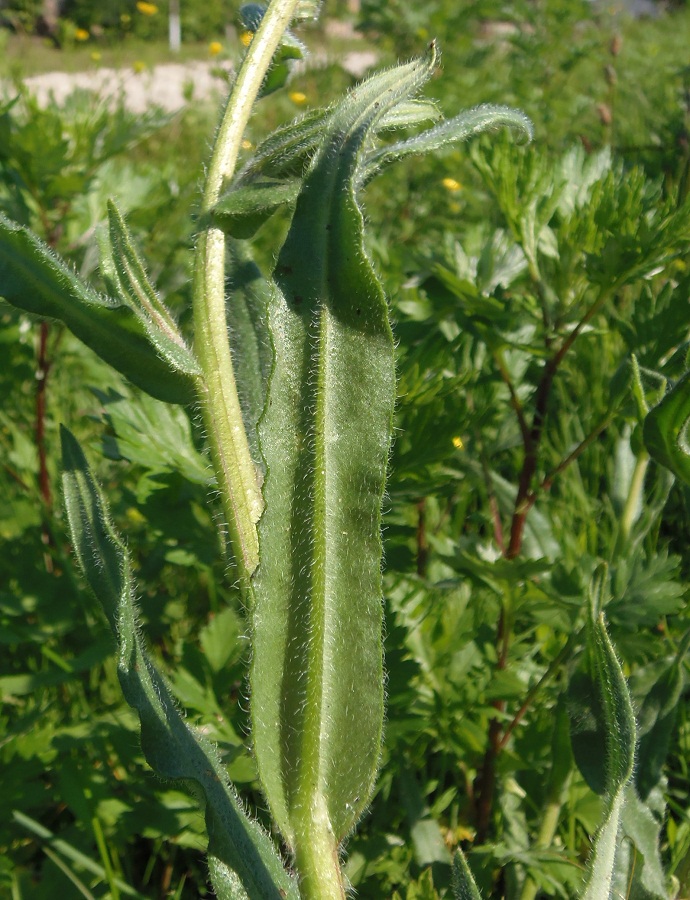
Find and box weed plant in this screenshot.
[2,2,690,899]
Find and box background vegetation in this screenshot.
[2,0,690,897]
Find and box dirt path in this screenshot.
[15,43,378,113]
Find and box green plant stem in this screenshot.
[620,451,649,542]
[518,785,570,900]
[293,808,347,900]
[192,0,300,580]
[91,815,120,900]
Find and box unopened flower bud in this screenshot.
[604,64,617,86]
[597,102,613,126]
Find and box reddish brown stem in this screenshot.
[506,291,607,559]
[35,320,55,572]
[35,320,52,509]
[475,606,509,842]
[475,290,609,842]
[475,709,504,843]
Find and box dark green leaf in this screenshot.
[212,179,300,238]
[644,370,690,486]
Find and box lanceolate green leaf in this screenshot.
[239,100,441,185]
[60,427,297,900]
[106,201,200,379]
[362,104,533,185]
[251,47,438,897]
[581,567,636,900]
[239,108,330,182]
[213,179,301,238]
[0,214,197,405]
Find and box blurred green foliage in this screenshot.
[1,0,237,42]
[2,0,690,897]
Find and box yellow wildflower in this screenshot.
[90,51,101,62]
[240,30,253,46]
[74,28,89,41]
[133,60,147,74]
[452,436,464,450]
[289,91,307,105]
[125,507,146,525]
[209,41,223,56]
[136,1,158,16]
[241,139,253,150]
[442,177,462,192]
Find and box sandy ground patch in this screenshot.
[11,49,378,113]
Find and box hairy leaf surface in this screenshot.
[251,49,438,860]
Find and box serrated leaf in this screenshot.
[0,214,196,405]
[200,607,244,674]
[92,387,211,486]
[60,427,297,900]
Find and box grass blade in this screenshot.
[13,810,147,900]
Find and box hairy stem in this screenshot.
[193,0,300,580]
[619,450,649,543]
